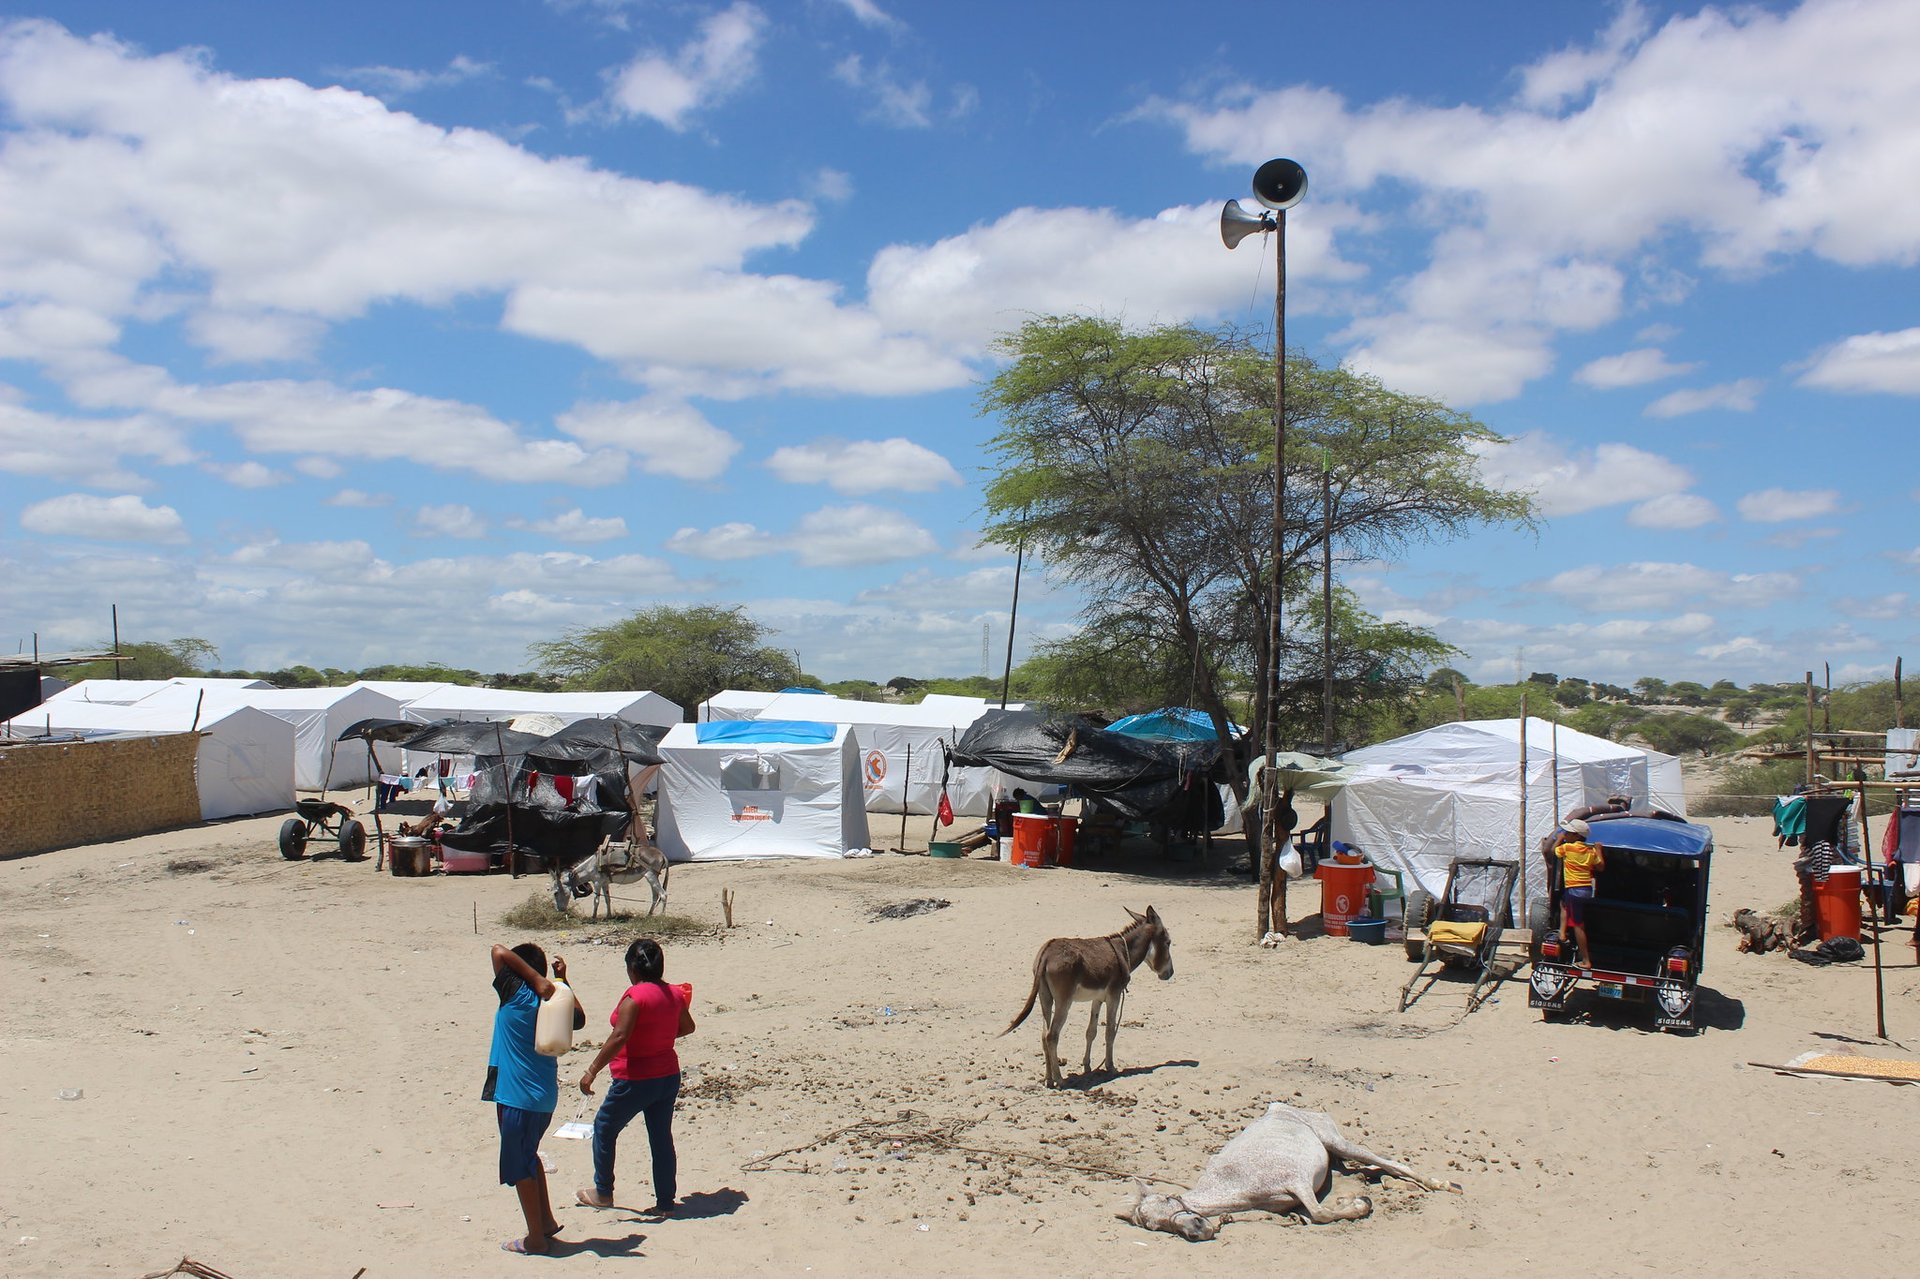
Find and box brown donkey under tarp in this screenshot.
[1001,906,1173,1088]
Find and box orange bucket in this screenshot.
[1315,861,1374,936]
[1055,816,1078,867]
[1811,866,1863,941]
[1010,813,1056,868]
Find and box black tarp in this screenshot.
[945,708,1223,824]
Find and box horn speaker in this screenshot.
[1251,157,1308,211]
[1219,198,1274,250]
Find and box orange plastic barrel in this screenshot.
[1010,813,1057,868]
[1812,866,1863,941]
[1055,816,1078,867]
[1315,861,1374,936]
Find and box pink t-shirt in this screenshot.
[610,981,690,1081]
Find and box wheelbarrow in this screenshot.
[279,797,369,861]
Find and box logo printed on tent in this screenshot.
[730,805,773,823]
[862,749,887,790]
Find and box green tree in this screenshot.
[65,637,217,681]
[1632,712,1737,757]
[978,315,1534,776]
[530,605,802,719]
[1633,676,1669,704]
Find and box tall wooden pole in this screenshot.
[1518,699,1530,919]
[1000,537,1024,710]
[1804,671,1816,785]
[1256,208,1289,942]
[1897,656,1905,730]
[1321,457,1334,752]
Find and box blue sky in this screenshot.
[1,0,1916,691]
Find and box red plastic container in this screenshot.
[1055,816,1078,867]
[1010,813,1056,868]
[1811,865,1863,941]
[1315,861,1374,936]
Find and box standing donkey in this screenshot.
[1001,906,1173,1088]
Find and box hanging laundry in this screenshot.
[553,774,576,804]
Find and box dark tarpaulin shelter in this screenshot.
[438,718,661,866]
[945,708,1224,825]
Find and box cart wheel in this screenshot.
[279,818,309,860]
[338,819,367,861]
[1404,888,1432,961]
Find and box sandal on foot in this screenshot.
[501,1238,545,1254]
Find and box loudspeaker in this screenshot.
[1219,199,1274,249]
[1251,158,1308,211]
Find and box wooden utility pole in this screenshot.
[1805,671,1816,785]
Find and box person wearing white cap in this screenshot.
[1551,819,1605,967]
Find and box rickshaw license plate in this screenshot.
[1596,981,1625,998]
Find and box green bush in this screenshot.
[1694,759,1806,817]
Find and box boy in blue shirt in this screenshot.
[487,942,586,1255]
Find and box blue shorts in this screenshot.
[1562,885,1594,927]
[497,1103,553,1186]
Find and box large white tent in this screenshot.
[27,701,295,820]
[401,686,681,728]
[654,721,870,861]
[699,690,1012,816]
[136,684,406,790]
[44,676,271,707]
[1331,717,1683,911]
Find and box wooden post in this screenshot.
[1805,671,1816,786]
[1862,779,1888,1039]
[897,742,912,852]
[1897,656,1905,730]
[722,888,736,928]
[1518,699,1530,921]
[1824,663,1832,734]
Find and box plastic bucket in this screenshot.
[1056,816,1078,867]
[1812,865,1863,941]
[441,849,490,874]
[997,837,1012,862]
[1347,916,1387,944]
[1315,862,1374,936]
[1011,813,1056,868]
[928,841,963,859]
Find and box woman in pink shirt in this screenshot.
[575,938,695,1212]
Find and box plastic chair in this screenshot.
[1368,867,1406,922]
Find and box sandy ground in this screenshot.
[4,797,1918,1279]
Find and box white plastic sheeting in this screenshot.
[401,686,682,728]
[653,723,870,862]
[1331,717,1677,909]
[44,677,270,707]
[28,701,295,820]
[697,690,1015,817]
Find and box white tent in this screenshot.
[1332,717,1679,910]
[136,684,406,791]
[45,677,273,707]
[653,721,870,862]
[28,701,295,820]
[349,679,453,709]
[402,685,681,728]
[696,690,1013,816]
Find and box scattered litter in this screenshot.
[376,1201,416,1209]
[36,934,48,939]
[56,1088,83,1101]
[1547,1057,1558,1064]
[765,920,775,926]
[187,930,196,936]
[174,920,190,926]
[880,1007,896,1018]
[18,1236,36,1244]
[845,847,875,858]
[554,1121,592,1141]
[831,1157,848,1173]
[869,898,951,922]
[916,1222,930,1231]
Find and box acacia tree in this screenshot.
[530,605,802,718]
[978,315,1535,792]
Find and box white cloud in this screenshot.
[790,503,938,566]
[554,398,738,481]
[1469,433,1693,517]
[831,0,902,30]
[1696,635,1777,663]
[20,492,188,543]
[326,488,390,508]
[1798,327,1920,395]
[666,521,777,560]
[205,460,286,488]
[856,565,1014,609]
[765,437,962,494]
[1536,561,1799,612]
[1627,493,1719,530]
[0,400,191,486]
[606,2,763,129]
[507,508,628,542]
[808,167,854,203]
[1736,487,1841,522]
[184,309,326,364]
[667,505,939,566]
[337,55,491,100]
[1573,347,1700,389]
[1150,0,1920,401]
[1644,378,1763,418]
[295,456,342,479]
[414,504,487,539]
[833,54,932,128]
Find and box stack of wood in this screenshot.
[1731,907,1792,954]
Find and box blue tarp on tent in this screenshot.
[695,719,836,744]
[778,687,828,695]
[1105,707,1240,742]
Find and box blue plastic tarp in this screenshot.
[695,719,836,745]
[1105,707,1241,742]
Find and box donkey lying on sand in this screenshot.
[1125,1102,1459,1240]
[1002,906,1172,1088]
